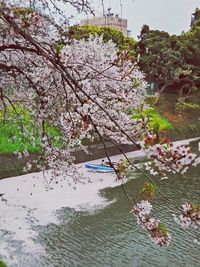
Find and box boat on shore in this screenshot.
[85,163,115,172]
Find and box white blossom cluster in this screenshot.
[131,200,171,246]
[60,36,147,143]
[141,135,200,176]
[174,202,200,229]
[0,3,147,180]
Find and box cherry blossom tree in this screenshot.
[0,0,200,247]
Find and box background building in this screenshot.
[80,8,130,36]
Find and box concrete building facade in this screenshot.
[80,11,129,36]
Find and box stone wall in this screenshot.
[0,143,137,179]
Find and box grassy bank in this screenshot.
[0,105,61,154]
[155,93,200,141]
[0,121,60,154]
[1,96,200,155]
[0,122,40,154]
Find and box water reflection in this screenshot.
[40,145,200,267]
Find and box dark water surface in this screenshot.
[2,140,200,267]
[36,142,200,267]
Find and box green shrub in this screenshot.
[0,259,7,267]
[132,108,173,134]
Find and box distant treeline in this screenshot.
[65,8,200,92]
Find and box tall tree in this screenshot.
[136,25,184,87]
[191,8,200,30]
[63,24,136,58]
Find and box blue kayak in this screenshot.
[85,163,114,172]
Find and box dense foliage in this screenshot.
[0,259,7,267]
[136,8,200,93]
[63,24,136,58]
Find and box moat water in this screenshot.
[0,139,200,267]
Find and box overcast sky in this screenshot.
[69,0,200,39]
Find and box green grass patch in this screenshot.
[0,105,61,154]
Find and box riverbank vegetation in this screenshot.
[0,105,61,154]
[135,8,200,105]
